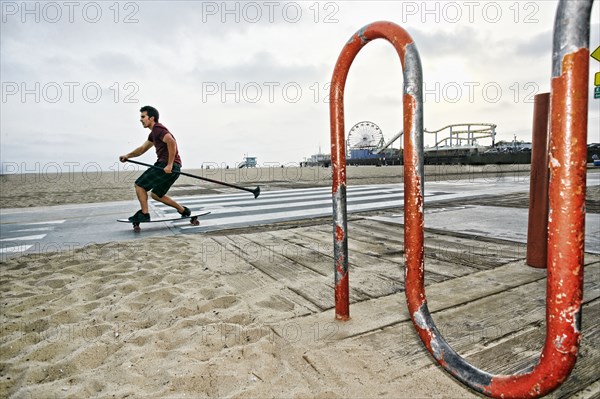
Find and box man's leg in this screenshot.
[151,192,185,214]
[135,184,150,213]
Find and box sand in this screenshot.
[0,233,482,399]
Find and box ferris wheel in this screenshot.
[347,121,384,149]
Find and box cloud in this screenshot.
[513,29,552,59]
[186,50,324,85]
[89,52,144,76]
[1,1,598,170]
[410,26,487,56]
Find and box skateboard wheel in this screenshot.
[133,222,141,233]
[190,216,200,226]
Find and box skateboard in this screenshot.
[118,211,211,232]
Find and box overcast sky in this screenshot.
[1,0,599,172]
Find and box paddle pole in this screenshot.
[125,159,261,198]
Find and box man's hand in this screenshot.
[164,164,173,174]
[119,155,128,162]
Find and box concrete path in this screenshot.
[2,172,597,259]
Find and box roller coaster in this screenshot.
[346,121,510,165]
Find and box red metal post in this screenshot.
[329,21,423,320]
[404,1,592,398]
[329,1,591,396]
[526,93,550,268]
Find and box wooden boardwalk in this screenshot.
[205,212,600,398]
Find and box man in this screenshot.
[119,105,190,222]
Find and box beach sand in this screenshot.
[1,164,598,398]
[0,233,483,398]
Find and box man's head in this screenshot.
[140,105,159,129]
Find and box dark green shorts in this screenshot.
[135,162,180,198]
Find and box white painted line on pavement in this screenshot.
[21,220,66,226]
[159,186,403,209]
[178,198,407,230]
[12,227,54,233]
[0,245,33,254]
[0,234,47,242]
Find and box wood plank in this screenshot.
[461,300,599,399]
[295,228,466,286]
[192,237,274,292]
[293,228,417,289]
[209,235,322,314]
[293,227,404,273]
[567,380,600,399]
[380,262,599,372]
[260,231,332,277]
[354,217,600,267]
[217,233,341,311]
[344,228,481,279]
[254,230,404,301]
[296,264,599,397]
[271,259,551,344]
[240,230,371,304]
[351,218,525,269]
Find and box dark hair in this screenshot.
[140,105,159,122]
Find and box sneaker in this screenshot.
[128,210,151,222]
[179,206,191,218]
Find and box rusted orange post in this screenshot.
[403,1,592,398]
[329,0,592,397]
[526,92,550,268]
[329,21,423,320]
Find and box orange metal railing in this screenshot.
[329,21,423,320]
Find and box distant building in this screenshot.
[302,152,330,167]
[490,140,532,153]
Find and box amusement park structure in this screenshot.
[345,121,388,163]
[425,123,496,149]
[304,121,536,166]
[344,121,512,165]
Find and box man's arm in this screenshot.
[162,133,178,174]
[119,140,153,162]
